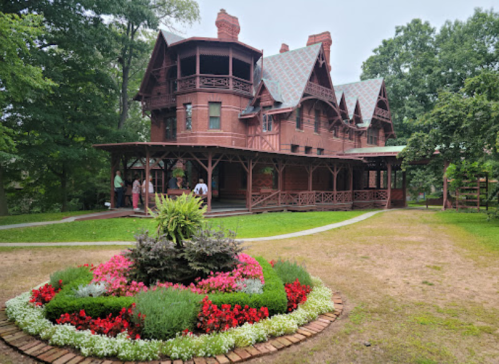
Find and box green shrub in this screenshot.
[150,194,206,246]
[45,277,134,321]
[135,288,201,340]
[49,266,93,289]
[272,259,313,287]
[208,257,287,316]
[182,228,244,279]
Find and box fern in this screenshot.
[149,193,206,246]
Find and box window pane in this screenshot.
[209,102,221,117]
[209,116,220,129]
[185,104,192,130]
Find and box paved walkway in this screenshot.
[0,210,128,231]
[0,209,392,247]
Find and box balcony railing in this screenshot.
[177,75,253,96]
[374,107,390,120]
[304,82,336,102]
[250,190,389,209]
[143,94,176,111]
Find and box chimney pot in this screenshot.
[215,9,240,41]
[279,43,289,53]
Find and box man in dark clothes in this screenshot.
[168,176,178,189]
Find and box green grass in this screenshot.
[0,210,371,242]
[0,210,105,226]
[435,210,499,251]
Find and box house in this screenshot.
[94,9,408,215]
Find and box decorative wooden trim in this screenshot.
[0,292,343,364]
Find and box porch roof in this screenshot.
[93,142,364,162]
[341,145,406,157]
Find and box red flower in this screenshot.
[284,279,311,312]
[29,283,62,306]
[197,296,269,334]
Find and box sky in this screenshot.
[171,0,497,85]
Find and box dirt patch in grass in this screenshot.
[1,210,499,363]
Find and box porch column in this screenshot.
[207,152,213,212]
[229,47,233,90]
[402,171,407,207]
[386,162,392,209]
[376,162,381,189]
[278,161,284,206]
[442,160,450,211]
[333,164,338,203]
[145,148,150,215]
[110,153,117,208]
[248,159,253,212]
[349,165,353,193]
[308,166,313,191]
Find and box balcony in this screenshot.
[177,75,253,96]
[374,107,390,120]
[304,82,336,102]
[142,94,176,111]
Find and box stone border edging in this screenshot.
[0,293,343,364]
[0,209,393,247]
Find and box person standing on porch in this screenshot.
[114,171,124,208]
[132,174,141,211]
[193,178,208,202]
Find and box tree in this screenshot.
[0,12,56,215]
[112,0,200,129]
[361,8,499,144]
[400,71,499,200]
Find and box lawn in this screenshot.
[2,209,499,364]
[435,210,499,251]
[0,210,370,242]
[0,210,106,226]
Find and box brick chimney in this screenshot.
[215,9,240,41]
[279,43,289,53]
[306,31,332,72]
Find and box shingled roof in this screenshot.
[242,43,322,115]
[334,78,384,127]
[160,30,185,45]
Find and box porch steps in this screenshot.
[205,209,252,218]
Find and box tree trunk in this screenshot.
[0,165,9,216]
[118,63,130,129]
[61,167,68,212]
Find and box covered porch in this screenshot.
[93,142,406,216]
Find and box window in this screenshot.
[305,146,312,154]
[165,117,177,140]
[185,103,192,130]
[314,109,320,133]
[209,102,221,129]
[291,144,299,153]
[295,107,302,129]
[333,126,338,137]
[317,148,324,155]
[367,128,378,145]
[262,107,273,132]
[348,129,353,141]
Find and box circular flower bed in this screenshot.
[4,195,336,362]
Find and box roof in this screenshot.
[342,145,406,157]
[242,44,322,115]
[160,30,185,45]
[93,142,363,161]
[334,78,384,127]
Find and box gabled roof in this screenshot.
[334,78,384,127]
[242,43,322,115]
[160,30,185,45]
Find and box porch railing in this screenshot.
[177,75,253,96]
[251,190,388,209]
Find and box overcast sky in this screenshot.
[173,0,497,85]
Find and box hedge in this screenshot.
[208,257,287,316]
[45,277,134,321]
